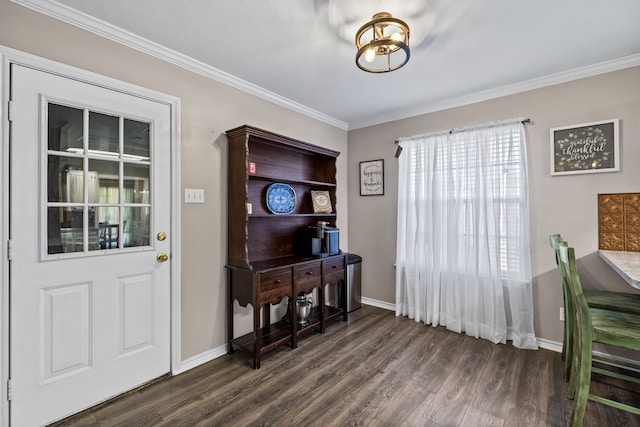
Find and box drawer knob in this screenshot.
[306,271,313,275]
[332,265,337,269]
[275,279,281,284]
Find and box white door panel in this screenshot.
[10,64,171,426]
[42,282,91,383]
[119,272,157,356]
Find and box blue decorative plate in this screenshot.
[266,183,296,214]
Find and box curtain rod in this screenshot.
[393,118,531,144]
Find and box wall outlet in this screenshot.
[184,188,205,204]
[559,307,564,322]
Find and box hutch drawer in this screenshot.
[323,256,345,273]
[259,269,293,291]
[294,263,322,290]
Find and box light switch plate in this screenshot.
[184,188,205,204]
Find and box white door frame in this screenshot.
[0,45,182,427]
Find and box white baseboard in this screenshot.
[361,297,395,311]
[173,344,228,375]
[537,338,563,353]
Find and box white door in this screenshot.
[9,64,171,427]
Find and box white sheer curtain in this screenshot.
[395,118,537,349]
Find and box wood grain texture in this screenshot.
[50,305,640,427]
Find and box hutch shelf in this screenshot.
[225,125,347,369]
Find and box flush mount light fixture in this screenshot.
[355,12,410,73]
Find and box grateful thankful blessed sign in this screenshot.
[551,119,619,176]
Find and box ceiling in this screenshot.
[16,0,640,129]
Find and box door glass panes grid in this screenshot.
[46,103,151,255]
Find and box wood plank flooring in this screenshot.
[51,305,640,427]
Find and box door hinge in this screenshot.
[7,100,13,122]
[6,379,11,401]
[6,240,12,261]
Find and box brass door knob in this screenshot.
[157,232,167,241]
[157,253,169,262]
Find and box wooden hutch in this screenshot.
[225,125,347,368]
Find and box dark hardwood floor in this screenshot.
[51,305,640,427]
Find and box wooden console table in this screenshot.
[227,254,347,369]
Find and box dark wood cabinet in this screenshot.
[225,125,346,368]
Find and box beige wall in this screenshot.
[348,66,640,348]
[0,0,349,362]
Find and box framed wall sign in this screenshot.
[550,119,619,176]
[359,159,384,196]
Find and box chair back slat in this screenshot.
[550,235,575,328]
[549,233,574,381]
[558,243,592,333]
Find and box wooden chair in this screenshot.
[549,234,640,381]
[557,241,640,426]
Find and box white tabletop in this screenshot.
[598,250,640,289]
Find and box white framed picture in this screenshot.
[550,119,619,176]
[359,159,384,196]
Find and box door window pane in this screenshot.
[124,119,150,160]
[48,104,83,152]
[125,207,150,248]
[48,206,84,254]
[47,156,83,203]
[93,208,120,251]
[123,163,150,204]
[89,112,119,155]
[89,159,120,204]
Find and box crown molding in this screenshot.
[10,0,349,131]
[349,54,640,129]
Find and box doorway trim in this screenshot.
[0,45,182,427]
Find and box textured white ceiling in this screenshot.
[19,0,640,129]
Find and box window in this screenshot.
[395,119,536,349]
[46,103,151,256]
